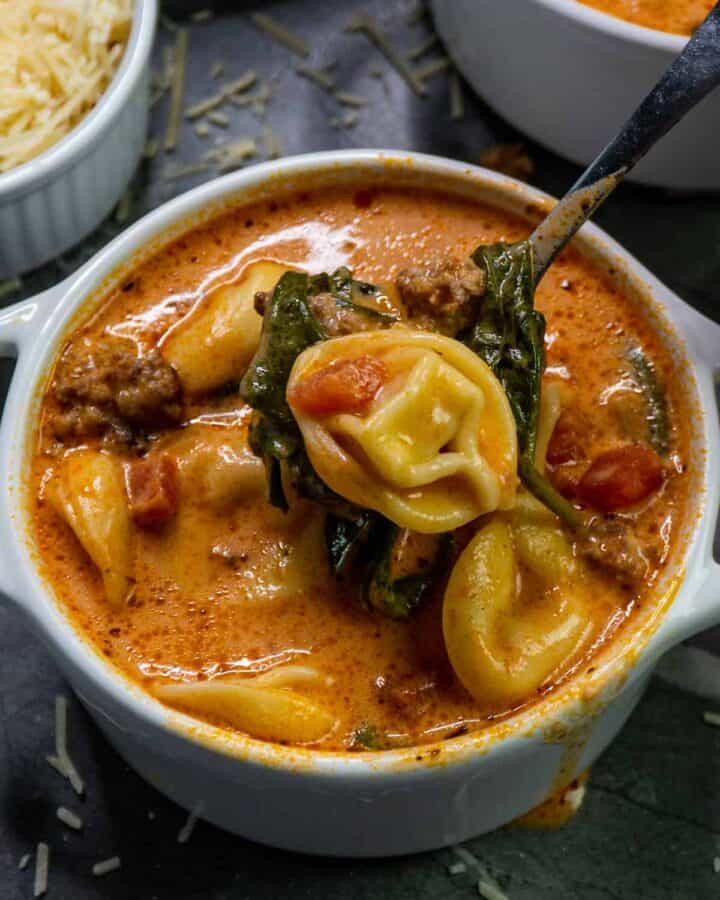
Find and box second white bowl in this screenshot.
[432,0,720,190]
[0,0,157,278]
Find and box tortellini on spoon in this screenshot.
[287,329,518,533]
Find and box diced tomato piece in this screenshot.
[547,409,588,466]
[127,453,179,528]
[548,462,585,499]
[288,356,387,416]
[575,444,664,512]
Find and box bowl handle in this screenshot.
[0,286,63,601]
[0,278,68,356]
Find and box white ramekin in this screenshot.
[0,0,157,278]
[0,150,718,857]
[431,0,720,190]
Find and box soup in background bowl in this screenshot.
[575,0,713,35]
[0,151,717,854]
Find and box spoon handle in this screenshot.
[530,2,720,282]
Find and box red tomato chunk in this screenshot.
[288,356,387,416]
[127,453,179,528]
[546,409,588,466]
[576,444,664,512]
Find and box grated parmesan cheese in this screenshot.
[205,137,257,173]
[185,71,257,120]
[448,861,467,876]
[251,13,309,58]
[346,15,426,97]
[262,124,283,160]
[207,111,229,128]
[334,91,368,108]
[407,35,438,60]
[296,64,335,92]
[177,804,203,844]
[414,57,451,82]
[56,806,83,831]
[478,880,510,900]
[0,1,133,172]
[453,847,507,899]
[46,695,84,796]
[92,856,121,876]
[33,843,49,898]
[164,27,188,151]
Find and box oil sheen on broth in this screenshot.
[31,185,692,751]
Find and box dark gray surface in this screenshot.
[1,2,720,897]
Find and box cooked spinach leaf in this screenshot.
[350,723,384,750]
[240,268,393,511]
[626,344,670,455]
[463,241,544,460]
[326,511,381,578]
[366,523,453,619]
[462,240,586,530]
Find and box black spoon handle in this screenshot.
[530,2,720,283]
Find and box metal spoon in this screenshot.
[529,3,720,283]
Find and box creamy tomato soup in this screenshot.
[576,0,713,35]
[30,185,693,751]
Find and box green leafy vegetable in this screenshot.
[464,242,544,460]
[349,723,384,750]
[325,511,380,578]
[240,267,393,511]
[366,523,453,619]
[462,241,586,530]
[626,344,669,455]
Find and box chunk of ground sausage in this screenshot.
[308,293,382,336]
[396,255,486,334]
[126,454,179,529]
[52,341,183,446]
[575,444,664,512]
[578,520,649,584]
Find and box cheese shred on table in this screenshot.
[0,1,133,173]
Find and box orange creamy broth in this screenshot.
[576,0,713,35]
[30,185,692,750]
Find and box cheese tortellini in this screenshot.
[46,450,133,607]
[287,329,518,533]
[162,422,265,511]
[443,501,593,707]
[154,667,335,743]
[161,260,290,396]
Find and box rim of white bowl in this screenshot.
[7,150,712,776]
[0,0,157,200]
[531,0,687,52]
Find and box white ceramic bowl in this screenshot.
[0,150,718,857]
[431,0,720,190]
[0,0,157,278]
